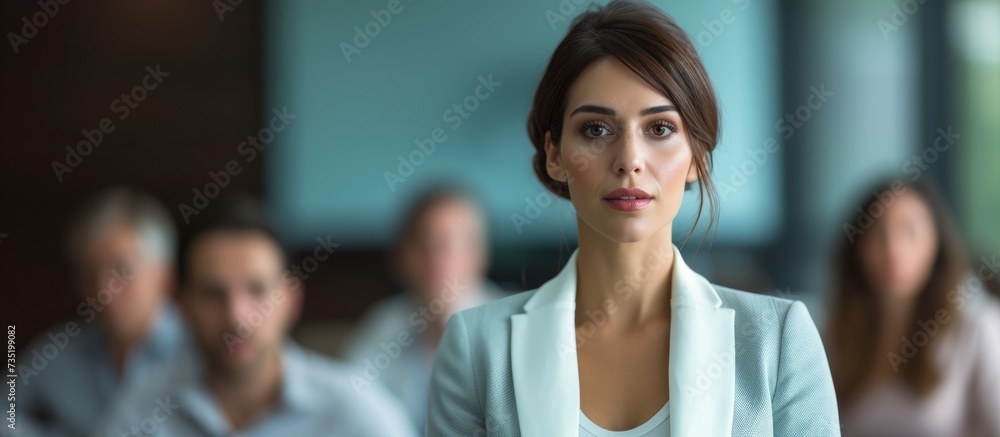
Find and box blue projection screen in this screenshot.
[265,0,781,249]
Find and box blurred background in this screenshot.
[0,0,998,434]
[3,0,998,350]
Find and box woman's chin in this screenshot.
[595,225,655,244]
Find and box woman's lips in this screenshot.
[603,198,653,211]
[602,187,653,211]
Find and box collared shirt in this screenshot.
[95,342,415,437]
[341,282,508,433]
[14,304,189,437]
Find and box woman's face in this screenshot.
[858,191,939,301]
[544,56,698,243]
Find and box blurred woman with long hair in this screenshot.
[827,179,1000,437]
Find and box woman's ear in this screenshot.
[544,131,568,183]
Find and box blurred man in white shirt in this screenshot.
[342,186,507,433]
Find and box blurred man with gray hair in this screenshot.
[14,187,189,436]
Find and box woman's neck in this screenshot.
[878,292,919,330]
[574,219,676,330]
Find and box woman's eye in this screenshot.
[582,123,610,139]
[649,122,675,138]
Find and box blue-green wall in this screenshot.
[265,0,780,248]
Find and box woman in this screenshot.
[426,1,840,435]
[827,179,1000,437]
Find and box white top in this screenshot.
[579,402,670,436]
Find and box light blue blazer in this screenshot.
[426,245,841,436]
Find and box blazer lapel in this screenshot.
[511,250,580,437]
[668,245,736,436]
[510,246,736,437]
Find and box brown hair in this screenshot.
[827,179,969,408]
[526,0,721,238]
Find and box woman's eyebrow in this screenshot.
[640,105,676,115]
[568,104,677,117]
[569,104,615,116]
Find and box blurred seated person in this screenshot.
[826,179,1000,437]
[16,188,189,437]
[95,196,414,437]
[341,186,507,432]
